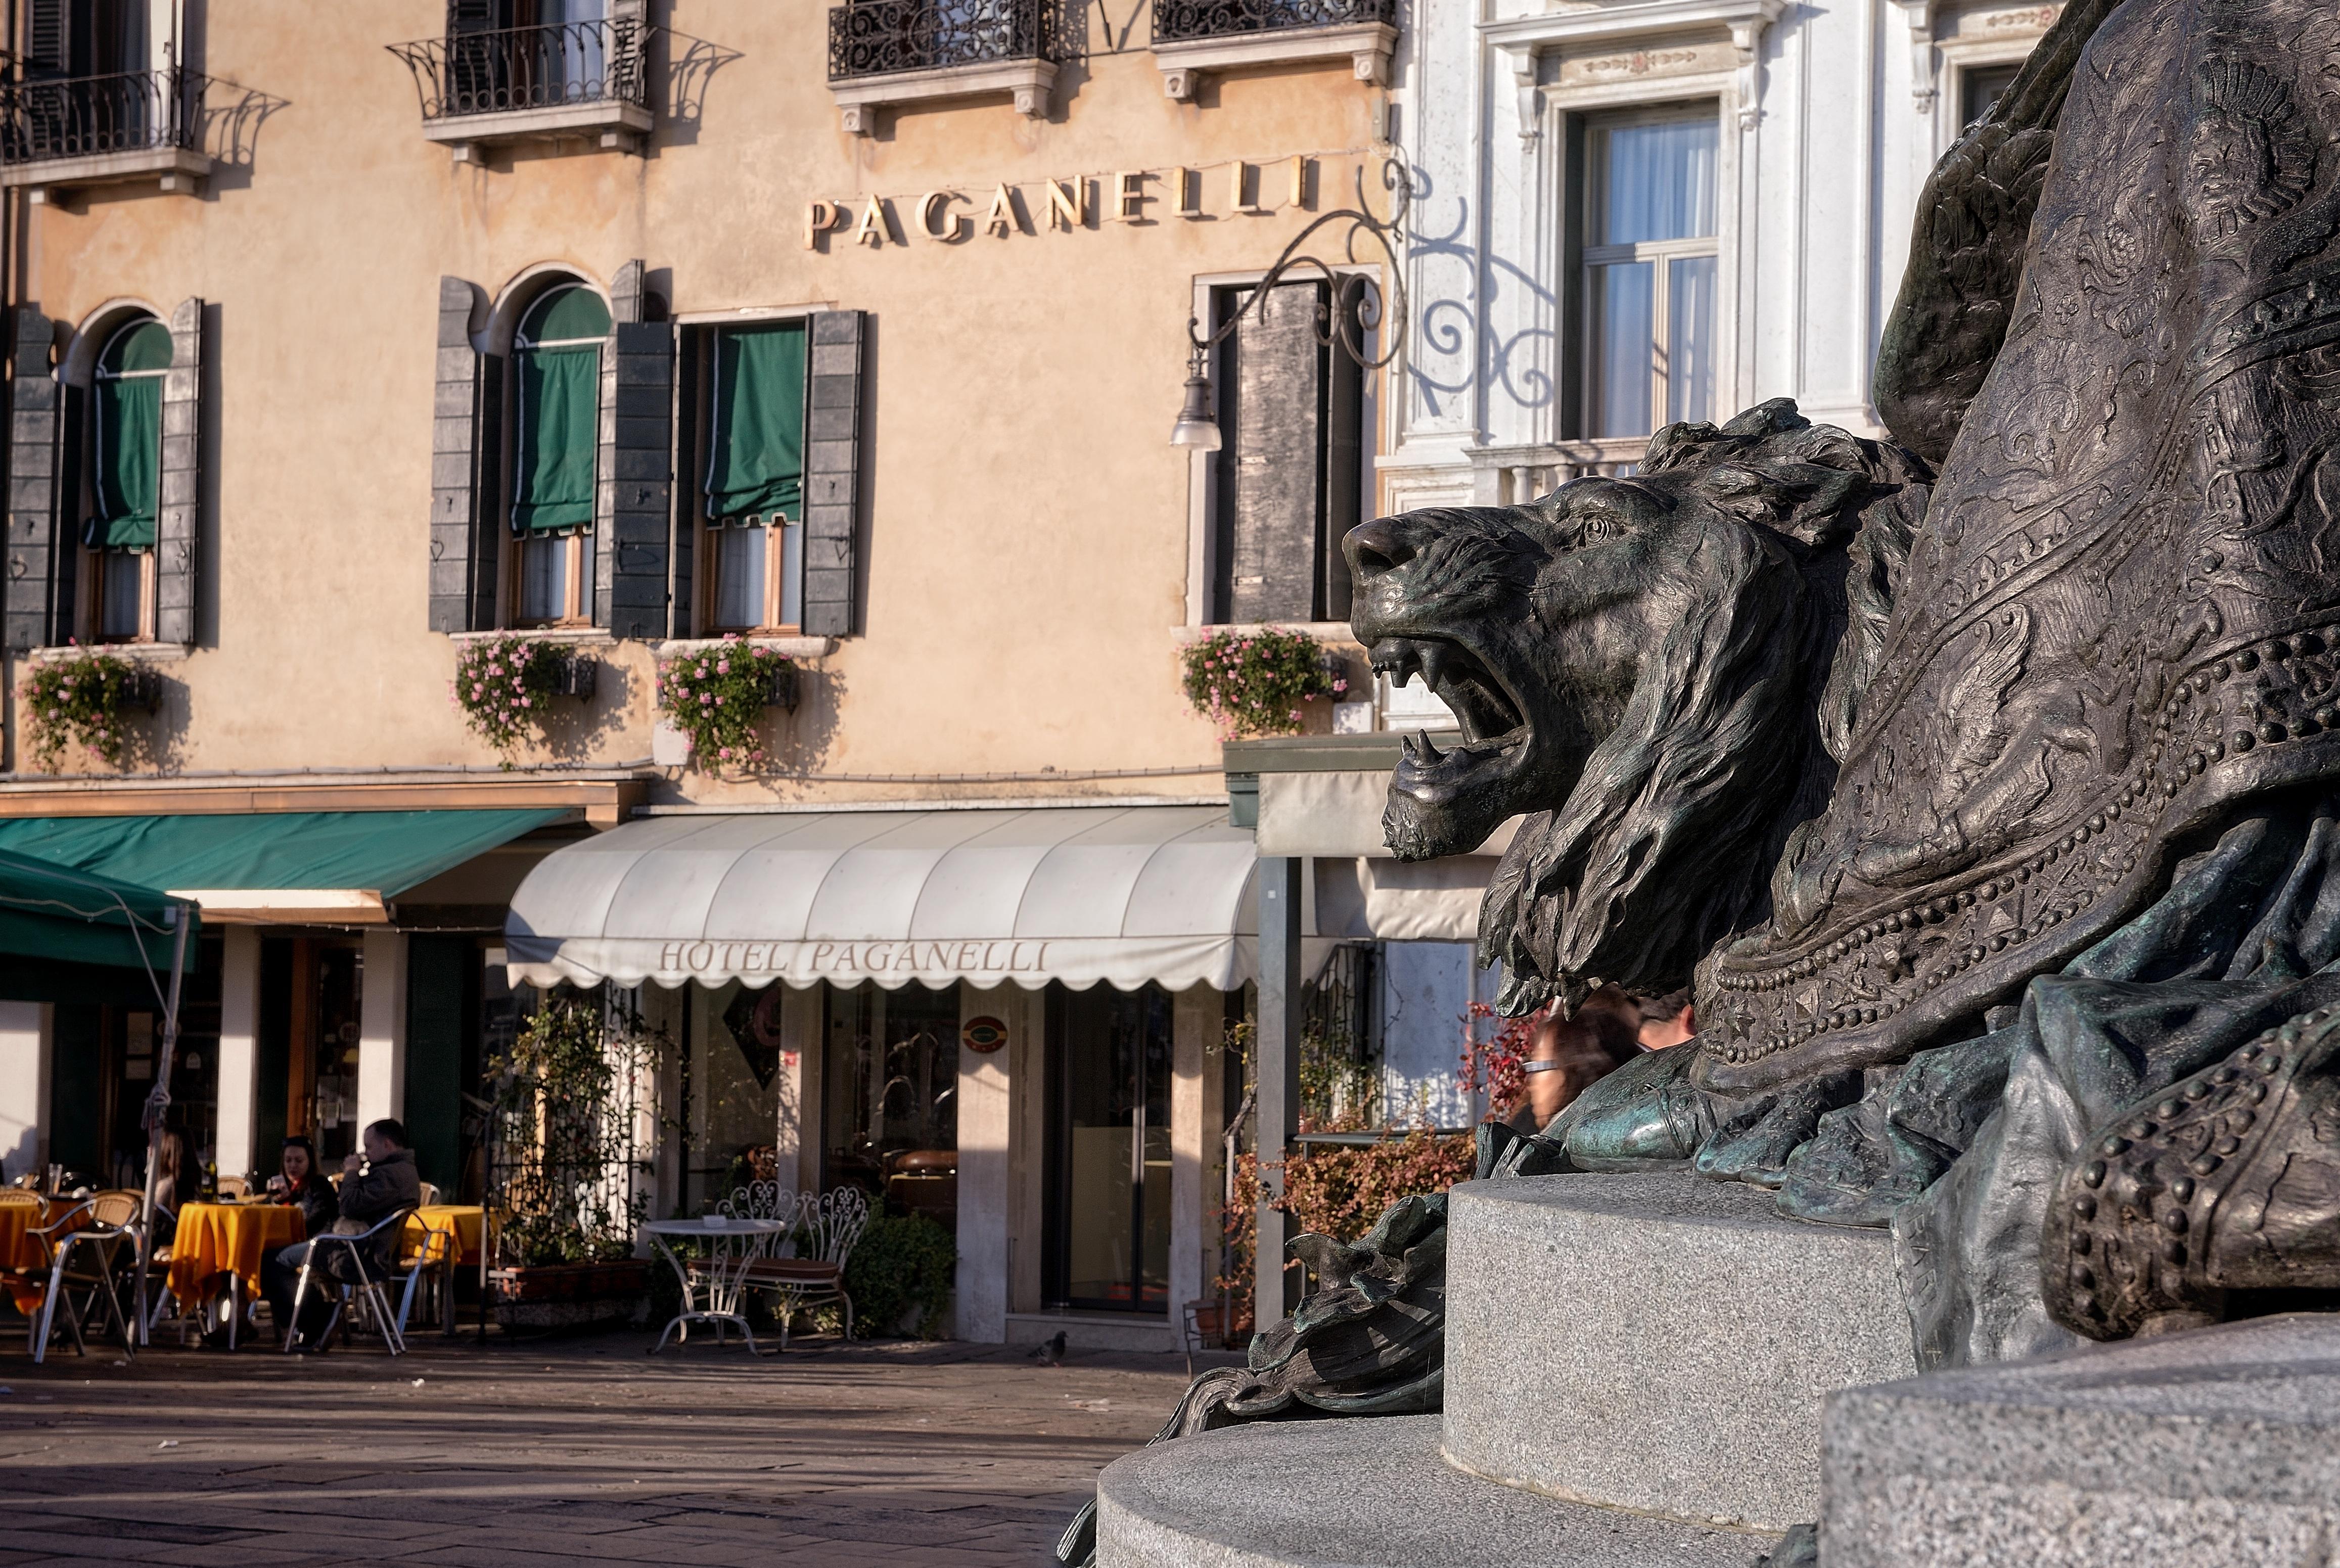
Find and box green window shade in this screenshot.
[705,324,806,522]
[94,373,159,549]
[513,344,598,533]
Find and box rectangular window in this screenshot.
[694,319,808,633]
[1206,278,1367,625]
[1960,63,2022,127]
[1580,108,1720,440]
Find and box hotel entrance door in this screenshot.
[1045,983,1172,1312]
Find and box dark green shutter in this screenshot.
[430,276,497,633]
[802,310,864,638]
[24,0,71,76]
[602,320,673,638]
[705,324,807,521]
[155,297,201,646]
[6,309,63,652]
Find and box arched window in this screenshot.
[510,281,609,624]
[89,315,172,640]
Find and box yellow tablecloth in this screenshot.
[166,1202,304,1306]
[1,1199,84,1313]
[403,1206,489,1270]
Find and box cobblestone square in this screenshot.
[0,1333,1207,1567]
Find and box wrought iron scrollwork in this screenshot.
[1153,0,1396,45]
[1188,157,1411,377]
[827,0,1060,83]
[388,18,648,121]
[0,68,207,164]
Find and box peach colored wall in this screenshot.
[11,0,1388,802]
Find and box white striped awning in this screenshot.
[503,805,1272,993]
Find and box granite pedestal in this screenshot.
[1443,1173,1919,1530]
[1096,1414,1781,1568]
[1822,1312,2340,1567]
[1094,1171,1919,1565]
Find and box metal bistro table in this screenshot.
[645,1217,789,1355]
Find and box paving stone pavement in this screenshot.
[0,1329,1226,1566]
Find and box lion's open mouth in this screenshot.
[1371,636,1531,825]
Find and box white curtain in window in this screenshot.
[1669,255,1718,426]
[522,535,569,623]
[1595,120,1719,245]
[714,525,767,630]
[1592,262,1655,439]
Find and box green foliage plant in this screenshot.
[449,635,566,768]
[1179,628,1340,739]
[22,646,150,770]
[841,1212,956,1339]
[657,635,791,770]
[490,992,665,1268]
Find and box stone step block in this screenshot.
[1095,1413,1780,1567]
[1823,1311,2340,1567]
[1444,1172,1919,1530]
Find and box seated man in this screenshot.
[260,1118,422,1349]
[1634,988,1695,1050]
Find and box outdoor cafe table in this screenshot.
[0,1198,79,1315]
[644,1217,789,1356]
[167,1202,303,1349]
[400,1205,491,1335]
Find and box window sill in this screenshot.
[448,627,617,647]
[27,641,189,664]
[828,59,1054,137]
[0,146,210,204]
[656,635,834,659]
[421,99,652,163]
[1153,22,1395,101]
[1176,622,1363,647]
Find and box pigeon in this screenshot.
[1030,1330,1068,1367]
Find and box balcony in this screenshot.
[389,17,652,163]
[1151,0,1397,101]
[0,68,213,202]
[826,0,1060,136]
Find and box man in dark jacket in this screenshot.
[261,1119,423,1349]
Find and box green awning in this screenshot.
[94,374,160,550]
[0,810,567,921]
[513,344,599,534]
[0,846,197,998]
[705,322,807,523]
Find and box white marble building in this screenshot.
[1382,0,2065,513]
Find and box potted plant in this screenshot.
[448,635,596,769]
[486,992,662,1329]
[1179,629,1344,739]
[21,645,163,771]
[655,635,796,771]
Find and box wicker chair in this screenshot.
[745,1187,869,1349]
[20,1199,135,1363]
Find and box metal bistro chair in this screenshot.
[745,1186,869,1349]
[282,1207,427,1357]
[24,1200,136,1364]
[680,1180,796,1335]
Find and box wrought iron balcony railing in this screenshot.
[1152,0,1396,45]
[828,0,1059,82]
[389,17,647,121]
[0,68,206,166]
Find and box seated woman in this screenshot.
[265,1136,338,1237]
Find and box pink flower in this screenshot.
[521,696,532,708]
[716,660,730,674]
[700,693,712,706]
[718,746,733,760]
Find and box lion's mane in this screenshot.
[1484,400,1929,1014]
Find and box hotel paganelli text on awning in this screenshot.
[503,804,1311,994]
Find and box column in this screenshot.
[955,985,1012,1343]
[212,927,262,1181]
[1008,983,1046,1315]
[1168,985,1221,1338]
[0,1001,49,1183]
[779,983,822,1189]
[355,929,409,1132]
[1254,856,1303,1328]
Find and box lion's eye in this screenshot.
[1577,513,1627,544]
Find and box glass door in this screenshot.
[1047,984,1173,1312]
